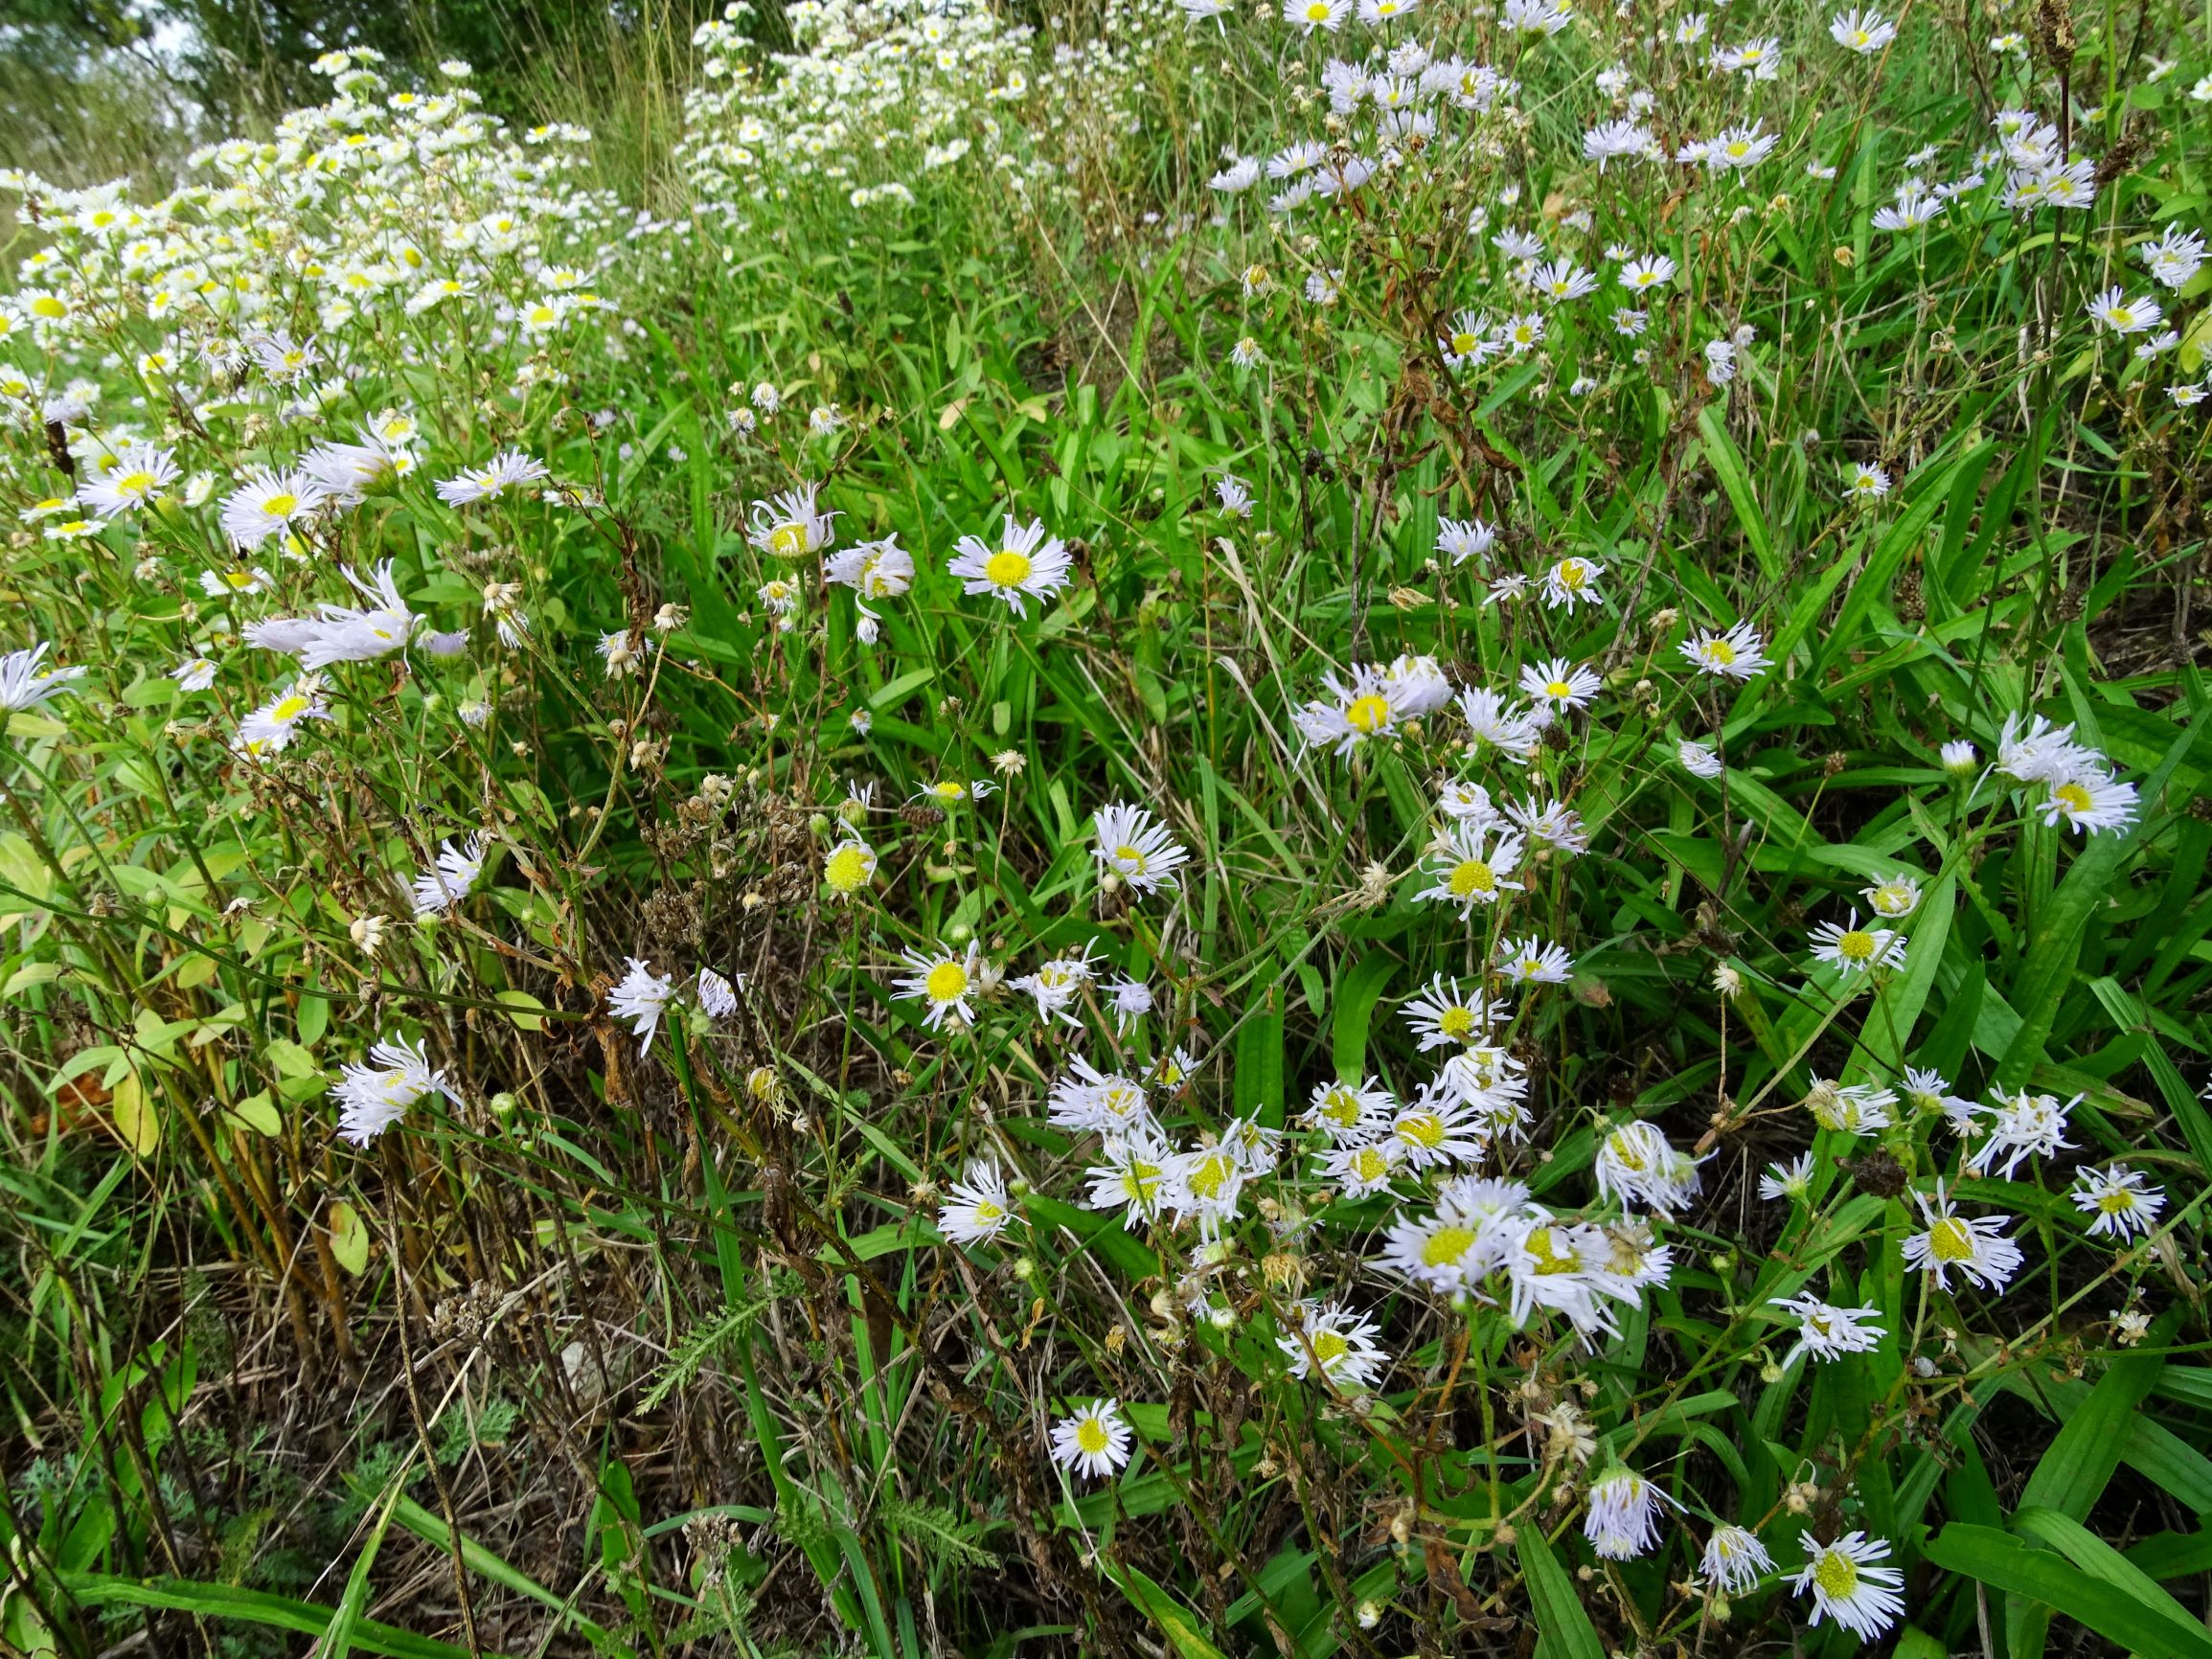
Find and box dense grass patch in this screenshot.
[2,1,2210,1654]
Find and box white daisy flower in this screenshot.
[607,959,678,1054]
[1049,1398,1133,1480]
[1769,1294,1886,1366]
[1791,1533,1905,1640]
[434,447,549,507]
[948,515,1073,617]
[1903,1182,2025,1291]
[1093,801,1190,895]
[1276,1301,1388,1389]
[409,832,488,918]
[1583,1467,1673,1559]
[1699,1524,1773,1593]
[335,1034,455,1146]
[938,1160,1016,1244]
[895,943,984,1031]
[1808,910,1906,974]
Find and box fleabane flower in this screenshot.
[1294,664,1411,756]
[2070,1165,2166,1239]
[236,677,330,760]
[949,515,1072,617]
[80,441,179,517]
[749,482,836,558]
[435,448,548,507]
[335,1035,455,1146]
[1700,1525,1773,1593]
[2085,286,2163,336]
[1277,1301,1388,1389]
[1828,8,1896,50]
[1415,821,1524,913]
[1903,1182,2025,1291]
[1808,910,1906,974]
[410,832,488,918]
[939,1160,1016,1244]
[1759,1153,1814,1201]
[1770,1294,1886,1366]
[1679,621,1768,679]
[1791,1533,1905,1641]
[1540,555,1605,611]
[220,466,328,550]
[0,642,86,711]
[608,958,678,1054]
[1594,1120,1703,1214]
[1094,801,1189,896]
[1402,974,1509,1049]
[823,836,878,900]
[1861,873,1922,918]
[1584,1467,1673,1559]
[1498,936,1572,985]
[896,943,984,1031]
[1050,1399,1133,1480]
[1965,1089,2077,1178]
[1518,656,1601,716]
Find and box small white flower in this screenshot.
[608,958,678,1054]
[1050,1399,1133,1479]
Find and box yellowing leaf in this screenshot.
[936,398,968,431]
[495,989,546,1032]
[110,1071,160,1156]
[328,1201,372,1276]
[224,1091,282,1138]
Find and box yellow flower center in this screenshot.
[1545,679,1573,698]
[270,695,309,723]
[1345,693,1393,734]
[1927,1216,1976,1261]
[32,296,65,318]
[1812,1551,1859,1599]
[1448,859,1495,898]
[1558,561,1587,588]
[767,521,808,557]
[1075,1419,1109,1454]
[1311,1329,1350,1363]
[1305,0,1331,16]
[1321,1087,1360,1126]
[1114,843,1147,872]
[1836,930,1877,962]
[2096,1190,2132,1214]
[1398,1112,1447,1149]
[1437,1007,1474,1038]
[1725,141,1751,159]
[925,960,969,1003]
[262,492,297,517]
[986,550,1032,587]
[1187,1154,1232,1200]
[1351,1147,1388,1180]
[973,1199,1003,1222]
[825,844,870,893]
[221,570,259,589]
[116,470,157,498]
[1525,1227,1581,1274]
[2053,782,2092,814]
[1450,330,1479,353]
[1703,639,1737,665]
[1421,1225,1476,1267]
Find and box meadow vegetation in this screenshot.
[1,0,2211,1654]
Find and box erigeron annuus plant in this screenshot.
[1,0,2208,1652]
